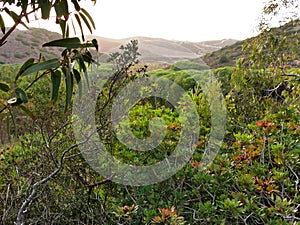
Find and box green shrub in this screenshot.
[15,35,24,42]
[14,52,26,59]
[219,54,229,63]
[170,60,209,71]
[31,42,39,47]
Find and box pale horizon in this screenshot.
[3,0,293,42]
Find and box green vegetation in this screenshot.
[1,50,299,224]
[201,20,300,69]
[0,0,299,224]
[13,52,26,59]
[170,60,209,71]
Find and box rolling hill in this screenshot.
[200,19,300,68]
[0,28,237,64]
[91,36,237,64]
[1,19,298,67]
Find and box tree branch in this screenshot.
[86,175,114,189]
[15,138,89,225]
[0,8,37,47]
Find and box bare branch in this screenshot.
[86,175,114,189]
[287,165,299,192]
[15,137,91,225]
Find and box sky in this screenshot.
[4,0,269,42]
[85,0,266,41]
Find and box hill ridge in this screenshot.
[0,28,238,64]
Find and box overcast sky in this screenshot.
[86,0,266,41]
[6,0,269,42]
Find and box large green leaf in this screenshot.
[15,87,28,103]
[22,58,61,76]
[0,13,5,34]
[51,70,61,102]
[43,37,82,49]
[43,37,96,49]
[0,82,9,92]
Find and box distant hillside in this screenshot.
[0,28,62,64]
[0,28,238,64]
[200,19,300,68]
[1,20,299,67]
[91,36,238,64]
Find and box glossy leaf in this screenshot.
[22,58,61,76]
[51,70,61,102]
[0,13,5,34]
[0,82,9,92]
[15,87,28,103]
[43,37,82,49]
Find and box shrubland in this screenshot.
[0,48,299,224]
[0,0,299,224]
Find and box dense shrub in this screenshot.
[171,60,209,71]
[219,54,229,63]
[13,52,26,59]
[0,61,299,224]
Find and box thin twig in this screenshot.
[287,165,299,192]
